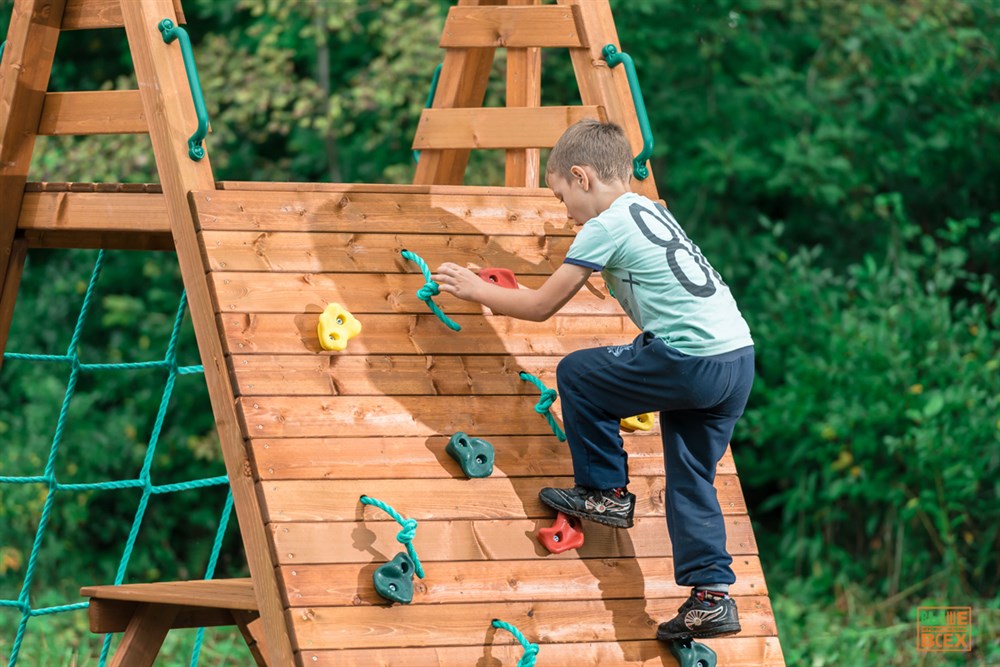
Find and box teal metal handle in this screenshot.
[158,19,209,161]
[602,44,653,180]
[0,42,6,62]
[413,62,443,163]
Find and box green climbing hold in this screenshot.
[373,552,416,604]
[446,432,495,478]
[668,637,717,667]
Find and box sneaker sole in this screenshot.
[538,496,634,529]
[656,622,742,642]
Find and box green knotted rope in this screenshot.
[1,250,232,667]
[518,371,567,441]
[400,249,461,332]
[492,618,540,667]
[359,495,425,579]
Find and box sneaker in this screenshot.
[538,485,635,528]
[656,590,742,641]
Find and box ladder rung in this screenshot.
[440,6,587,48]
[38,91,147,136]
[413,106,605,150]
[62,0,186,31]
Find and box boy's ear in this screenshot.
[569,165,590,191]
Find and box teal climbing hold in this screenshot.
[668,637,718,667]
[373,552,416,604]
[446,432,495,478]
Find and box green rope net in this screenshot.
[1,250,233,667]
[400,249,461,332]
[491,618,540,667]
[359,495,425,579]
[518,372,567,441]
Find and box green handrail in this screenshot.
[0,42,6,62]
[601,44,654,180]
[413,62,443,163]
[158,19,209,161]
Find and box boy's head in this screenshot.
[545,119,633,224]
[546,119,632,186]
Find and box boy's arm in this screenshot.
[432,262,592,322]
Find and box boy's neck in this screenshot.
[590,178,632,212]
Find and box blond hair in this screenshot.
[546,119,632,184]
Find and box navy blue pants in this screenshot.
[556,331,754,586]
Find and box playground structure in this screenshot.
[0,1,786,665]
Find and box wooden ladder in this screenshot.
[412,0,660,199]
[0,1,295,664]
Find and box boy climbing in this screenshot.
[432,119,754,641]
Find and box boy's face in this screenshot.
[547,168,600,226]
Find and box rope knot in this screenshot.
[416,281,440,301]
[396,517,418,544]
[519,643,540,667]
[535,388,557,414]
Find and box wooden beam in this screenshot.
[108,603,177,667]
[18,192,170,233]
[412,106,603,150]
[61,0,186,30]
[120,2,295,664]
[506,0,543,187]
[38,91,147,135]
[0,0,66,347]
[272,515,759,564]
[440,5,586,48]
[0,238,27,369]
[303,637,786,667]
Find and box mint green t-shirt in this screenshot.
[565,192,753,356]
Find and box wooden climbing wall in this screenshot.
[189,181,785,665]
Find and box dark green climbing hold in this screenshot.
[373,552,415,604]
[446,432,495,478]
[668,637,717,667]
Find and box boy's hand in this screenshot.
[432,262,483,302]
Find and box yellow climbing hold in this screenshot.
[317,303,362,351]
[620,412,654,432]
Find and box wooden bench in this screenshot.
[80,579,268,667]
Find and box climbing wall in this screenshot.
[190,181,785,665]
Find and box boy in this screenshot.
[432,119,754,641]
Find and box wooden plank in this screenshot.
[232,354,561,397]
[0,238,27,369]
[191,189,573,236]
[559,0,659,200]
[18,192,170,233]
[280,556,767,607]
[233,610,270,667]
[413,106,603,150]
[272,515,759,564]
[25,181,163,193]
[260,476,745,523]
[62,0,186,30]
[506,0,543,188]
[108,603,177,667]
[210,274,616,316]
[22,229,174,251]
[201,231,570,273]
[250,437,735,480]
[304,636,786,667]
[87,601,242,634]
[80,579,257,609]
[440,5,586,48]
[287,596,777,650]
[121,2,295,664]
[38,91,147,135]
[221,313,638,356]
[413,0,499,185]
[0,0,65,339]
[215,182,552,197]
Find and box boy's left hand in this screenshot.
[433,262,483,302]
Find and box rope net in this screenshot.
[0,250,233,666]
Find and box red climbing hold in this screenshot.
[479,268,519,289]
[536,512,585,554]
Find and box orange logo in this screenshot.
[917,607,972,652]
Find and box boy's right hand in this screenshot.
[432,262,484,303]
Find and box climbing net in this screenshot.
[0,250,233,667]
